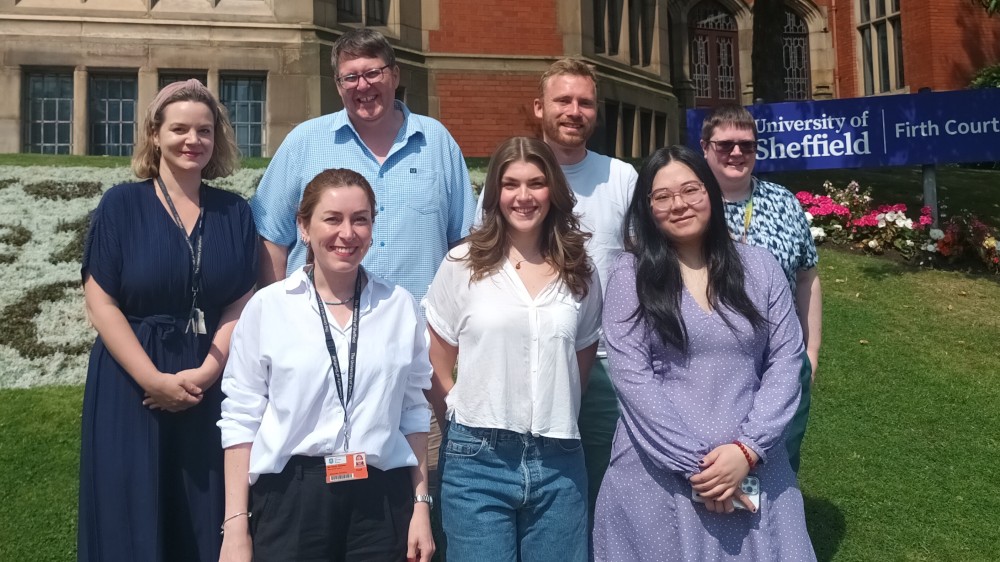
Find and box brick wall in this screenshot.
[428,0,562,55]
[904,0,1000,91]
[435,73,542,157]
[833,0,1000,97]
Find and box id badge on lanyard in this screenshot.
[311,268,370,483]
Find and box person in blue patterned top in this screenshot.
[700,105,821,473]
[251,28,477,306]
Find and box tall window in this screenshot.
[220,75,266,157]
[338,0,389,26]
[595,0,657,67]
[22,71,74,154]
[599,99,663,159]
[857,0,903,95]
[690,1,739,107]
[783,9,811,100]
[89,75,137,156]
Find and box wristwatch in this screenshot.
[414,494,434,508]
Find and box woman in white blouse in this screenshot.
[217,169,434,562]
[424,137,602,562]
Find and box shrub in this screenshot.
[796,181,997,274]
[969,63,1000,89]
[24,180,103,200]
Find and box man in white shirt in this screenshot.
[534,59,638,519]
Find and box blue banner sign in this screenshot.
[685,89,1000,172]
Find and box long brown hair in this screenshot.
[463,136,593,298]
[132,79,240,180]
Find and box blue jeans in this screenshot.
[440,421,588,562]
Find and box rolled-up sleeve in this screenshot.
[421,255,462,346]
[218,295,269,448]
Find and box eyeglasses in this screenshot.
[708,139,757,155]
[336,65,391,88]
[649,181,706,210]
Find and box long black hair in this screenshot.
[622,145,765,353]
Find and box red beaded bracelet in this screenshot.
[733,440,756,469]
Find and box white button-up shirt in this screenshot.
[219,267,432,484]
[423,244,602,439]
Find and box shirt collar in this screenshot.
[284,265,389,318]
[330,100,423,147]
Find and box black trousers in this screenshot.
[250,456,413,562]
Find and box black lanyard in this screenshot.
[310,267,364,451]
[156,176,205,331]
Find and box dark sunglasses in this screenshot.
[708,140,757,154]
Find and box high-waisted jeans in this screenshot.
[440,421,588,562]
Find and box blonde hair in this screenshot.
[132,79,240,180]
[539,58,598,96]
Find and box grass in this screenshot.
[0,386,82,562]
[1,248,997,560]
[800,249,1000,561]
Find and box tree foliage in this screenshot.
[751,0,786,103]
[973,0,1000,14]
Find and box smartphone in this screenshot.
[691,475,760,511]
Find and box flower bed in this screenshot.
[797,180,999,274]
[0,166,263,388]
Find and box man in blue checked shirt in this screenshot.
[252,27,477,307]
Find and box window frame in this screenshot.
[219,74,267,158]
[22,69,75,155]
[88,73,138,157]
[856,0,904,95]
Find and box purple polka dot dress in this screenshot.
[593,247,816,561]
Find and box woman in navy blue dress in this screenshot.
[78,79,257,562]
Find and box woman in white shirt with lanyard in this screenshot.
[424,136,602,562]
[218,169,435,562]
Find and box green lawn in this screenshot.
[1,247,997,561]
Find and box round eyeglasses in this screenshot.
[649,182,706,211]
[336,65,391,89]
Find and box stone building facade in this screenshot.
[2,1,996,158]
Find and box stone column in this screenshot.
[137,67,158,122]
[73,66,88,156]
[0,67,21,152]
[207,69,220,99]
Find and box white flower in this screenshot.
[895,218,911,229]
[929,228,945,241]
[805,212,814,224]
[868,240,879,249]
[885,211,897,221]
[0,164,264,389]
[809,226,826,241]
[832,224,843,231]
[906,240,914,247]
[877,218,887,228]
[923,243,938,253]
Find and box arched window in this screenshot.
[783,9,811,100]
[689,1,739,107]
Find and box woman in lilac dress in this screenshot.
[594,146,815,561]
